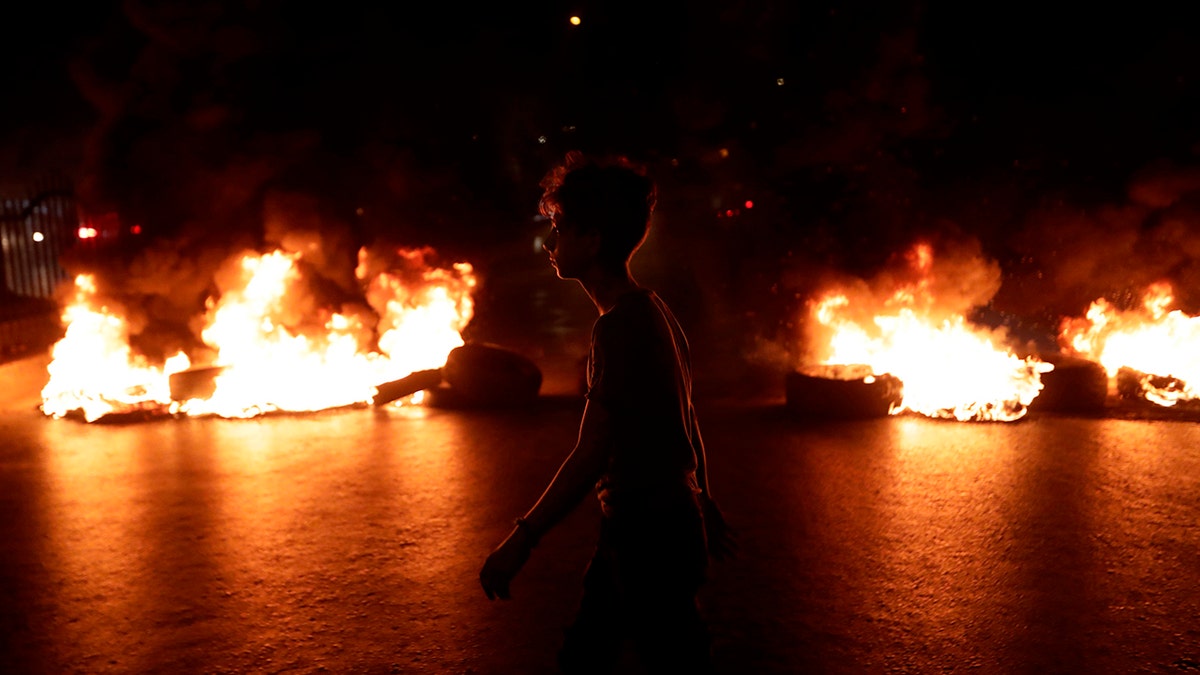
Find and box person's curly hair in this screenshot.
[539,152,658,266]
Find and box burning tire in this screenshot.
[370,343,543,408]
[1028,358,1108,414]
[427,343,542,408]
[785,365,902,419]
[1116,366,1199,410]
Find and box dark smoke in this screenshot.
[998,158,1200,335]
[11,1,1198,397]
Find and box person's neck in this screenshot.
[579,267,641,315]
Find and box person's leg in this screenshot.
[558,545,624,674]
[617,506,712,672]
[627,591,713,674]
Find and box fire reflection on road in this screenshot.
[8,405,1200,673]
[700,409,1200,673]
[29,408,482,672]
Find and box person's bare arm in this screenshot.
[479,400,613,600]
[519,399,612,536]
[690,404,711,496]
[690,404,737,560]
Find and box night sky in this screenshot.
[4,1,1200,364]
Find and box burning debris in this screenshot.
[1059,282,1200,408]
[39,274,184,422]
[796,241,1053,422]
[39,244,509,422]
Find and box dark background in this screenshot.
[3,0,1199,372]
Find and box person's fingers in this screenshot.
[707,527,738,561]
[480,572,495,600]
[480,562,514,601]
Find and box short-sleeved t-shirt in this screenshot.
[586,288,701,517]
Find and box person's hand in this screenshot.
[700,493,737,561]
[479,527,533,600]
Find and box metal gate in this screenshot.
[1,175,76,300]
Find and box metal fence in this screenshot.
[1,174,76,300]
[0,175,75,362]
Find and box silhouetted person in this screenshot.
[480,152,734,673]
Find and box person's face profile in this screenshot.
[543,214,598,280]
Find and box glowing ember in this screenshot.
[1060,282,1200,407]
[41,247,475,421]
[807,244,1052,422]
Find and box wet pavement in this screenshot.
[2,356,1200,674]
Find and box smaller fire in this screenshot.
[40,275,191,422]
[807,243,1053,422]
[1060,282,1200,407]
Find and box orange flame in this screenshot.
[41,247,475,421]
[808,245,1052,422]
[40,275,191,421]
[1060,282,1200,406]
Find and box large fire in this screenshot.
[41,246,475,421]
[1059,282,1200,407]
[807,244,1053,422]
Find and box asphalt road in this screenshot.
[2,356,1199,674]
